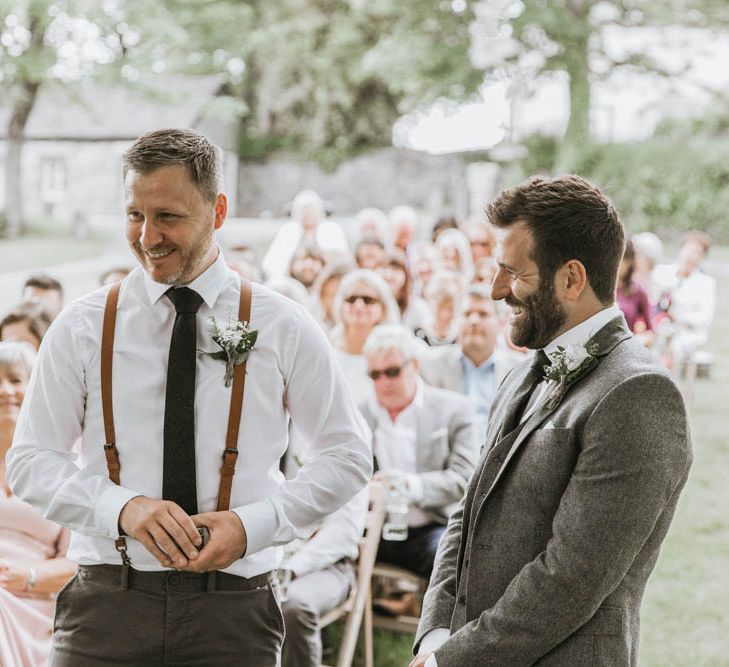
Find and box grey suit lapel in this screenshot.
[475,315,633,517]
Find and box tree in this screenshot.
[166,0,483,169]
[0,0,169,238]
[470,0,729,170]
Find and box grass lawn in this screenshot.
[1,234,727,666]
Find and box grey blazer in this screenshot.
[420,344,522,395]
[359,384,478,525]
[416,316,692,666]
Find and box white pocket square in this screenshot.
[542,419,556,430]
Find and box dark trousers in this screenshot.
[50,565,284,666]
[376,523,446,580]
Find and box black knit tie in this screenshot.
[163,287,204,515]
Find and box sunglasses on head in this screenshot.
[345,294,379,306]
[367,359,411,380]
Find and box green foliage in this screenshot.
[518,108,729,240]
[520,133,559,175]
[164,0,482,168]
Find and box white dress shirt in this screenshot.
[372,377,429,527]
[7,251,372,578]
[420,304,622,666]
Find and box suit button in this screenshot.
[458,595,466,605]
[464,559,469,569]
[168,572,181,586]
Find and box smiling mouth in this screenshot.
[145,248,175,261]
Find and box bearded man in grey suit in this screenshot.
[411,175,692,667]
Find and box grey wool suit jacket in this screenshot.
[359,384,479,525]
[415,315,692,666]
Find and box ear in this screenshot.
[214,193,228,230]
[411,356,420,374]
[557,259,588,301]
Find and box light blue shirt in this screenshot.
[460,352,497,443]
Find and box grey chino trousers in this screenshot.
[50,564,284,666]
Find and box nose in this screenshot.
[490,267,511,301]
[0,377,13,396]
[140,219,163,249]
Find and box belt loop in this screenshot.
[206,571,217,592]
[119,563,130,590]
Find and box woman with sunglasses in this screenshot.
[329,270,400,404]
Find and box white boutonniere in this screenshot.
[207,312,258,387]
[542,341,600,410]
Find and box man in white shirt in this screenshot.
[411,175,691,667]
[278,446,367,667]
[7,129,372,666]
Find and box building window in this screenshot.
[40,157,67,207]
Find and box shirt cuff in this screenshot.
[232,499,278,557]
[406,473,424,504]
[95,484,143,538]
[419,627,449,654]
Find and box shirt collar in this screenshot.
[461,351,496,373]
[142,247,234,309]
[543,303,621,361]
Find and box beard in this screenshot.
[132,224,215,285]
[507,277,568,349]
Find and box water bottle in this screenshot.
[382,478,409,541]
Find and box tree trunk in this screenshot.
[555,47,591,173]
[3,0,47,239]
[4,81,40,239]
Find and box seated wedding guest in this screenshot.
[355,207,389,244]
[463,219,496,264]
[616,237,654,338]
[262,190,348,279]
[420,284,525,442]
[278,443,367,667]
[21,275,63,320]
[653,230,716,369]
[472,257,498,286]
[99,266,133,287]
[431,216,459,243]
[266,276,312,310]
[359,325,477,581]
[354,236,386,270]
[311,262,355,331]
[435,228,473,282]
[633,231,663,303]
[376,249,431,332]
[330,270,400,404]
[288,242,325,291]
[0,302,52,351]
[388,205,418,255]
[415,271,463,347]
[410,242,439,298]
[0,342,76,667]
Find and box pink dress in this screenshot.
[0,494,70,667]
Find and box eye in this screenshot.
[127,211,143,222]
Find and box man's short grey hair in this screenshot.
[0,341,36,373]
[122,128,222,204]
[364,324,423,360]
[291,190,325,223]
[388,205,417,231]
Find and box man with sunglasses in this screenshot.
[359,325,478,584]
